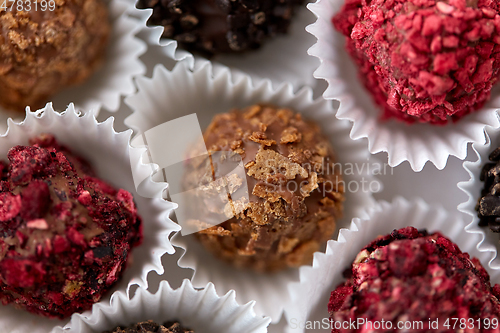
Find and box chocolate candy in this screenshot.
[137,0,304,55]
[0,135,142,318]
[184,104,345,272]
[329,227,500,331]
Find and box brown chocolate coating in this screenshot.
[185,104,345,272]
[0,0,110,112]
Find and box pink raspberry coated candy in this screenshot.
[0,134,142,319]
[333,0,500,124]
[328,227,500,332]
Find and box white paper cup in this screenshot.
[124,60,377,323]
[458,126,500,270]
[45,0,147,114]
[133,2,320,89]
[59,279,271,333]
[284,197,500,333]
[307,0,500,171]
[0,104,180,333]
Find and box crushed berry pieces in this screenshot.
[0,134,142,319]
[329,227,500,332]
[333,0,500,124]
[104,320,194,333]
[476,146,500,232]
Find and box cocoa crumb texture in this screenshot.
[184,104,345,272]
[333,0,500,124]
[0,0,110,112]
[329,227,500,332]
[137,0,304,55]
[0,134,142,318]
[104,320,193,333]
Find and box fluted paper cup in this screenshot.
[133,2,319,89]
[307,0,500,171]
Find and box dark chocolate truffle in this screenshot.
[137,0,304,55]
[476,146,500,232]
[184,104,344,272]
[0,134,142,318]
[333,0,500,124]
[104,320,193,333]
[0,0,110,112]
[329,227,500,332]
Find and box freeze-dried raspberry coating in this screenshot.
[476,146,500,233]
[0,134,142,319]
[104,320,193,333]
[333,0,500,124]
[137,0,304,55]
[328,227,500,332]
[185,104,345,272]
[0,0,110,112]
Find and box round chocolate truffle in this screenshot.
[329,227,500,331]
[333,0,500,124]
[0,135,142,318]
[137,0,304,55]
[0,0,110,112]
[477,146,500,232]
[104,320,193,333]
[183,104,345,272]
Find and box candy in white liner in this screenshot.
[58,279,271,333]
[124,60,375,323]
[125,4,194,67]
[306,0,500,171]
[129,114,250,235]
[284,197,500,333]
[49,0,147,114]
[0,104,179,333]
[133,2,319,89]
[459,125,500,269]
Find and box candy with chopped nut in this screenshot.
[329,227,500,332]
[333,0,500,124]
[183,104,345,272]
[0,134,142,318]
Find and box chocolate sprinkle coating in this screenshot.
[104,320,193,333]
[477,146,500,232]
[329,227,500,332]
[137,0,304,55]
[0,0,110,112]
[183,104,345,272]
[0,134,142,319]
